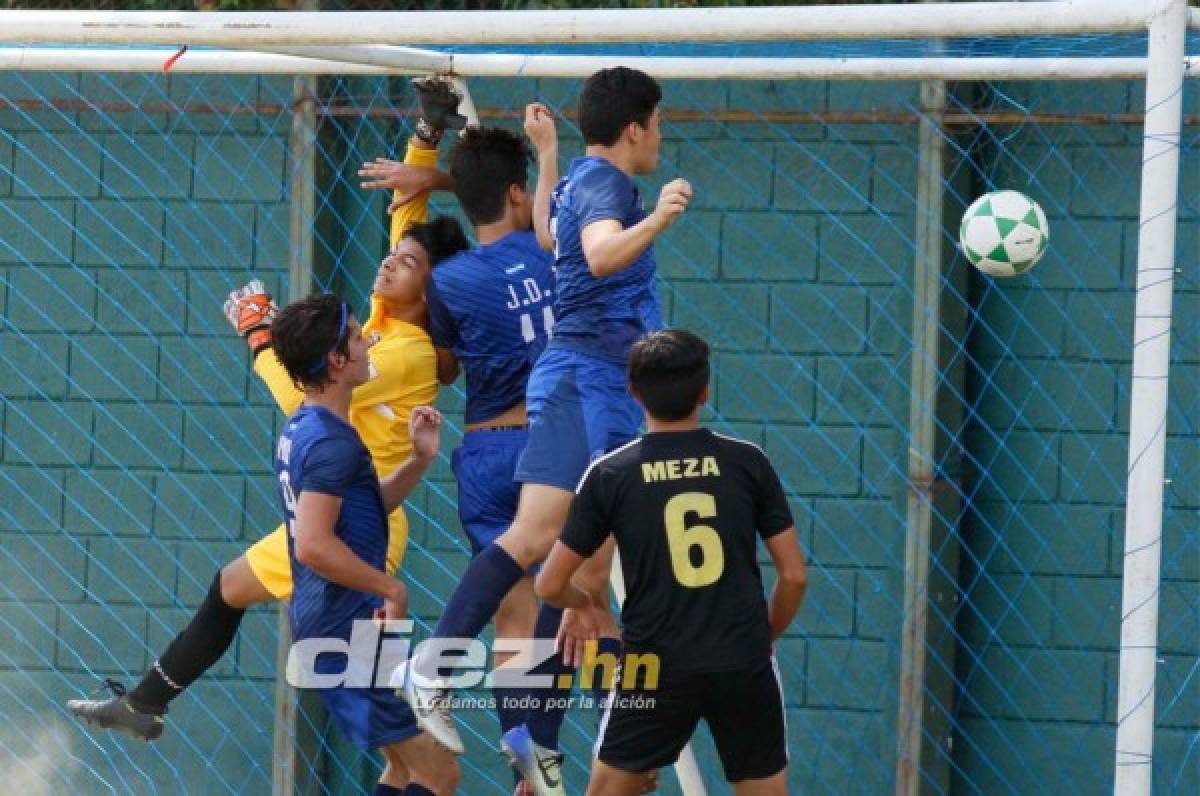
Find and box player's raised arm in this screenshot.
[375,141,446,252]
[581,177,691,278]
[524,102,559,252]
[224,280,308,415]
[358,76,466,251]
[377,405,441,513]
[359,151,451,220]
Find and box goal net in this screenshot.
[0,4,1196,794]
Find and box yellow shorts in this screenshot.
[244,506,409,600]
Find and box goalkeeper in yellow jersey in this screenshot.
[67,79,469,751]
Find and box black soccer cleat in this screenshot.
[67,679,165,742]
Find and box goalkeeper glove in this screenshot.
[223,279,277,357]
[412,76,467,144]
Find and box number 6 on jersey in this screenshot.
[663,492,724,588]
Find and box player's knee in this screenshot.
[502,485,574,566]
[219,557,272,609]
[498,520,558,569]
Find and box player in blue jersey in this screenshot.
[398,67,691,787]
[428,119,556,737]
[271,293,459,796]
[367,108,577,795]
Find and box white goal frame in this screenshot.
[2,3,1195,795]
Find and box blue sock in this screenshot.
[422,544,524,676]
[402,786,433,796]
[374,785,402,796]
[524,603,572,749]
[494,683,525,734]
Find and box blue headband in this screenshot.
[307,302,349,375]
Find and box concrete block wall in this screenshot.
[0,71,291,792]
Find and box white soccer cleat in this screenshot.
[392,658,464,755]
[501,724,566,796]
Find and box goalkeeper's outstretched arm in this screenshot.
[359,76,467,250]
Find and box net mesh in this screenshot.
[0,34,1196,796]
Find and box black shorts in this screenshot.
[595,657,787,783]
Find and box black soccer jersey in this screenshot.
[561,428,794,675]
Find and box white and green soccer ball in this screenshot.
[959,190,1049,277]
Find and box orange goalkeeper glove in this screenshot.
[223,279,278,356]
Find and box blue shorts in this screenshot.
[515,348,643,491]
[310,646,420,751]
[451,428,528,554]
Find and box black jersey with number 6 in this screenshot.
[560,428,794,675]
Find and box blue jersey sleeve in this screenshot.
[298,437,360,497]
[426,273,461,351]
[575,165,633,229]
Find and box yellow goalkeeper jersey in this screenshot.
[252,141,440,478]
[242,143,441,597]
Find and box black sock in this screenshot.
[130,571,245,712]
[374,785,403,796]
[402,785,433,796]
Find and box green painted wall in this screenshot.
[954,79,1199,796]
[0,72,290,791]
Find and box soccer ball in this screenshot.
[958,190,1049,277]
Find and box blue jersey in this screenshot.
[427,230,556,425]
[548,156,663,364]
[275,404,389,641]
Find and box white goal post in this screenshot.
[2,3,1194,796]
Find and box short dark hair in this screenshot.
[272,293,352,390]
[579,67,662,147]
[449,127,531,225]
[627,329,710,421]
[404,216,470,264]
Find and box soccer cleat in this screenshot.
[67,679,165,742]
[393,658,464,755]
[500,724,565,796]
